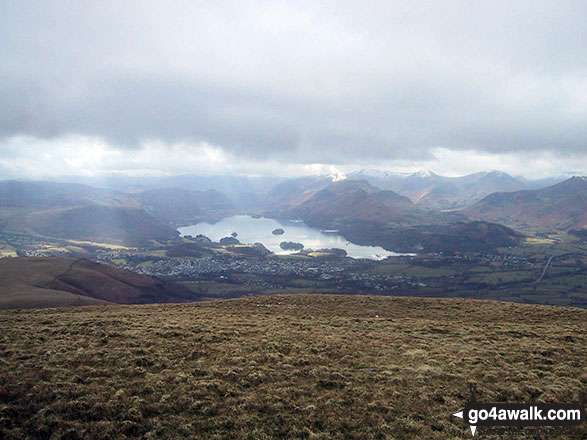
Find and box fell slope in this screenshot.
[135,188,235,223]
[0,257,200,309]
[466,176,587,230]
[342,220,521,253]
[274,179,422,227]
[13,205,179,244]
[0,295,584,439]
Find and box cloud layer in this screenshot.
[0,1,585,176]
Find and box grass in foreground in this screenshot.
[0,295,585,439]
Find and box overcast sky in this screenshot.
[0,0,585,179]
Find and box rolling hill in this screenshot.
[465,176,587,230]
[341,220,521,253]
[270,179,422,227]
[0,257,200,309]
[0,294,584,439]
[22,204,179,244]
[261,176,334,211]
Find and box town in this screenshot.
[2,230,585,307]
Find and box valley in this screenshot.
[0,173,585,309]
[2,223,585,308]
[103,232,587,308]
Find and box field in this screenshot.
[0,295,585,439]
[499,232,587,258]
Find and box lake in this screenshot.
[178,215,402,260]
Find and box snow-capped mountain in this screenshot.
[345,169,558,209]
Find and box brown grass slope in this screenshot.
[279,179,422,227]
[465,176,587,231]
[0,295,584,439]
[0,257,200,309]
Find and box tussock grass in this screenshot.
[0,295,585,439]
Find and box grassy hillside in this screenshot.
[0,295,584,439]
[339,220,521,253]
[465,176,587,231]
[0,257,200,309]
[274,179,423,227]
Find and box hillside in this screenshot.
[0,295,584,439]
[264,179,518,253]
[342,220,521,253]
[0,204,178,245]
[0,257,200,309]
[0,180,236,245]
[272,179,422,227]
[262,176,333,211]
[465,176,587,230]
[136,188,235,223]
[0,180,125,208]
[29,205,179,244]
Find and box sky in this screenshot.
[0,0,585,180]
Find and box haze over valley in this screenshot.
[1,169,585,309]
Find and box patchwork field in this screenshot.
[0,295,585,439]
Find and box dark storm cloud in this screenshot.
[0,0,585,163]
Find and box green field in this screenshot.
[467,270,535,285]
[369,264,457,278]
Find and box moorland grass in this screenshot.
[0,294,585,439]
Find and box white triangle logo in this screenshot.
[452,410,477,437]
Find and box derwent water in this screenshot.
[178,215,401,260]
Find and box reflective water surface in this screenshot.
[178,215,402,260]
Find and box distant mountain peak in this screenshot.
[330,172,347,182]
[483,170,513,178]
[413,170,437,178]
[350,169,410,178]
[554,175,587,190]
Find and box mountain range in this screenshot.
[349,169,566,209]
[0,181,235,244]
[262,178,522,252]
[0,172,583,249]
[260,175,584,251]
